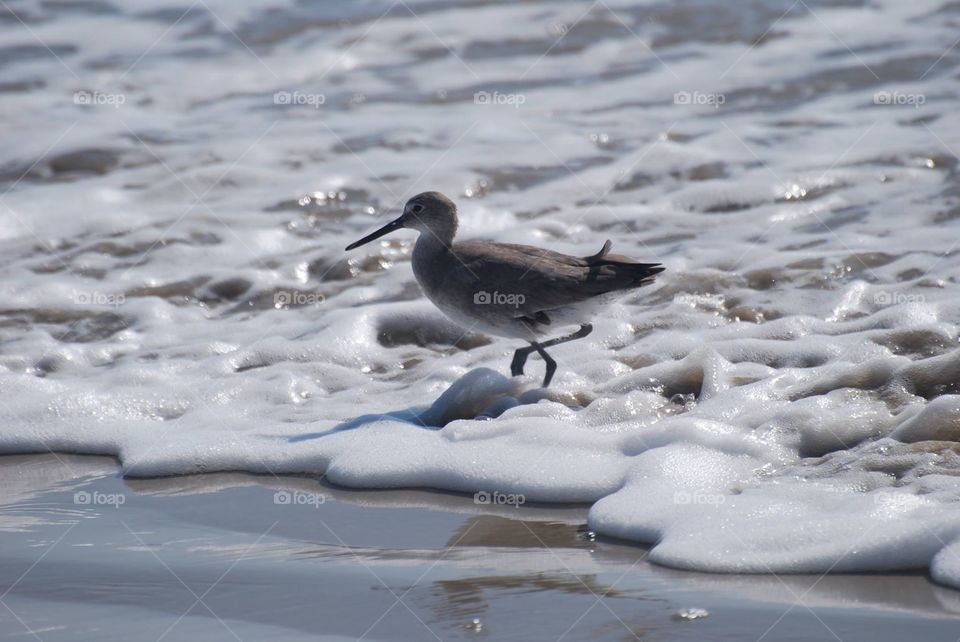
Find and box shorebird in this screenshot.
[345,192,664,387]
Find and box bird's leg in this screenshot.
[512,324,594,387]
[511,316,544,376]
[531,343,557,387]
[538,323,593,349]
[510,344,536,376]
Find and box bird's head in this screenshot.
[345,191,458,251]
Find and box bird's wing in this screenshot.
[450,240,664,323]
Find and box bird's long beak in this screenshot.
[344,217,404,251]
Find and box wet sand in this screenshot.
[1,454,958,641]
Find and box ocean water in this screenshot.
[2,0,960,589]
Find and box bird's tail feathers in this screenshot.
[583,239,665,290]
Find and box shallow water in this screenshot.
[2,0,960,592]
[3,455,960,641]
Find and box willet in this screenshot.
[345,192,665,387]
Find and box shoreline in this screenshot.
[2,453,960,641]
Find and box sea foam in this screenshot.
[2,0,960,590]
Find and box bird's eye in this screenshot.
[411,204,424,214]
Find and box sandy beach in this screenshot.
[2,454,959,641]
